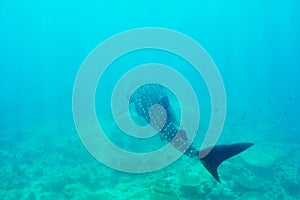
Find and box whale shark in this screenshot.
[129,83,253,182]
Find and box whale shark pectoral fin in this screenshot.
[158,96,170,109]
[159,133,165,141]
[199,142,254,183]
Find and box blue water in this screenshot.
[1,1,300,199]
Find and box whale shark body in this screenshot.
[129,83,253,182]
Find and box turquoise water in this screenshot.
[1,1,300,199]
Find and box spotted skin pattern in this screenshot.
[129,83,254,183]
[129,83,199,158]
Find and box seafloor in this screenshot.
[0,115,299,200]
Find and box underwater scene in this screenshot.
[1,1,300,200]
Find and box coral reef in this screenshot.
[1,119,299,200]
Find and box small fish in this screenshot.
[130,83,253,182]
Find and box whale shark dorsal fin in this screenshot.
[199,143,254,183]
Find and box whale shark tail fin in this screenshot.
[199,142,254,183]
